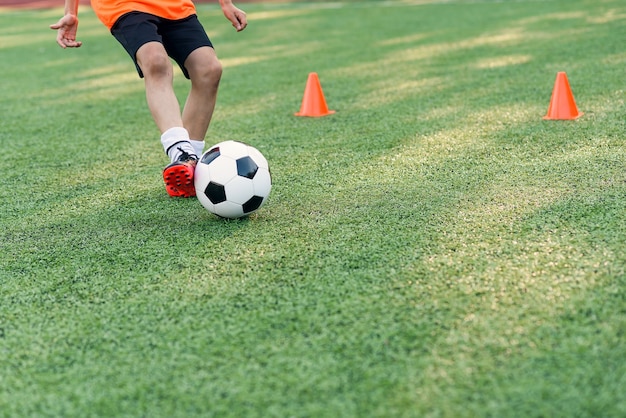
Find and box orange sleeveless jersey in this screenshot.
[91,0,197,29]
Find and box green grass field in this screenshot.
[1,0,625,416]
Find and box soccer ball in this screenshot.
[194,140,271,219]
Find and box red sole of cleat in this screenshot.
[163,164,196,198]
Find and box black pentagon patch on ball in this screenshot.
[242,195,264,214]
[236,156,258,179]
[201,147,220,165]
[205,182,227,204]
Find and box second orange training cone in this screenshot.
[295,72,335,117]
[543,72,583,120]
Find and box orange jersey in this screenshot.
[91,0,197,29]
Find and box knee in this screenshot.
[189,57,222,90]
[208,59,223,84]
[137,46,173,79]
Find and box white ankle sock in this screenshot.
[161,127,196,163]
[190,140,205,157]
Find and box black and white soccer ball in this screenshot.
[194,140,271,219]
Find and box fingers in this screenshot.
[57,38,82,48]
[51,15,81,48]
[225,7,247,32]
[233,12,247,31]
[50,16,64,30]
[54,30,82,48]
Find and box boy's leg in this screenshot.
[181,46,223,142]
[136,41,198,198]
[136,41,185,133]
[110,13,198,197]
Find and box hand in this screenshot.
[222,3,247,32]
[50,14,82,48]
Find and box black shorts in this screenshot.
[111,12,214,79]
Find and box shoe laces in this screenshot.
[177,147,198,162]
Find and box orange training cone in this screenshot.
[543,72,583,120]
[295,72,335,117]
